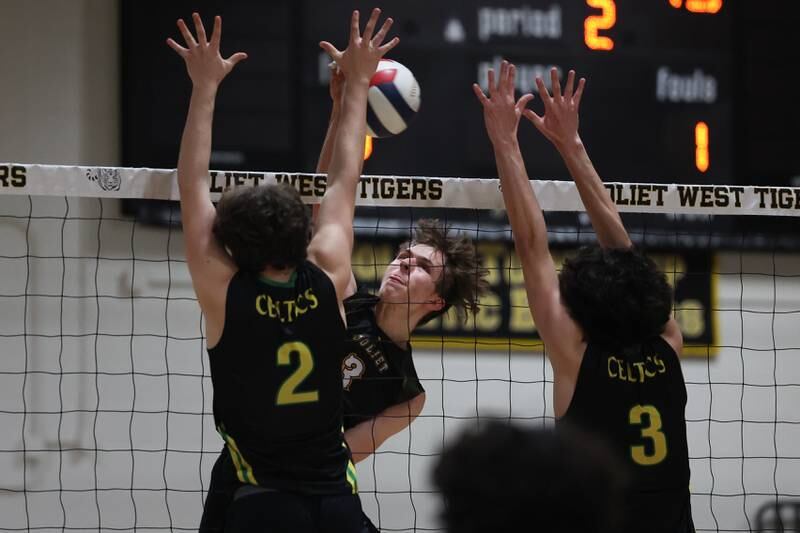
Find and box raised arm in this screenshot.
[308,8,398,302]
[316,65,345,174]
[523,68,631,250]
[473,61,583,368]
[312,65,360,298]
[525,69,681,354]
[167,14,247,343]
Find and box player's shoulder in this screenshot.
[344,289,379,321]
[297,260,338,291]
[344,288,379,305]
[659,318,683,356]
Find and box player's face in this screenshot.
[379,244,445,310]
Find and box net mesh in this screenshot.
[1,165,799,532]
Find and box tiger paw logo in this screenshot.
[86,168,121,191]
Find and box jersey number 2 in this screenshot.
[629,404,668,466]
[276,342,319,406]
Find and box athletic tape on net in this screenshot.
[2,162,800,217]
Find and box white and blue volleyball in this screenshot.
[366,59,421,138]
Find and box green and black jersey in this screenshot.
[207,262,356,495]
[341,291,424,430]
[559,336,694,533]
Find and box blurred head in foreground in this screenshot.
[434,421,628,533]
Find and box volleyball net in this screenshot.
[1,163,799,532]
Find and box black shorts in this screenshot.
[226,485,366,533]
[623,491,695,533]
[200,446,378,533]
[199,447,240,533]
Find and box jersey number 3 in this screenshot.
[629,404,668,466]
[276,342,319,406]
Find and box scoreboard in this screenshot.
[122,0,800,250]
[123,0,734,184]
[300,0,733,184]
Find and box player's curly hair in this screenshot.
[434,421,627,533]
[559,246,672,350]
[401,219,490,326]
[212,184,310,273]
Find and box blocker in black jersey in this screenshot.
[341,290,424,430]
[207,261,356,496]
[559,336,694,533]
[200,289,423,533]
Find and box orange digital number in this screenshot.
[695,121,709,173]
[585,0,616,51]
[669,0,723,14]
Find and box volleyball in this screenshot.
[366,59,421,138]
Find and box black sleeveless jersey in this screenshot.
[207,262,356,495]
[559,336,694,533]
[341,291,424,430]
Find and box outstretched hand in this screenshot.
[473,61,534,148]
[319,8,399,85]
[523,68,586,150]
[166,13,247,90]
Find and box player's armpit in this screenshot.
[345,393,426,464]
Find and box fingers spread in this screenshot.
[210,15,222,48]
[378,36,400,54]
[574,77,587,109]
[227,52,248,67]
[487,68,496,97]
[177,19,197,47]
[516,93,534,111]
[362,8,381,42]
[319,41,342,60]
[166,38,188,56]
[349,10,360,44]
[472,83,489,106]
[506,63,517,95]
[535,77,552,110]
[192,13,207,46]
[372,17,394,47]
[499,61,509,90]
[550,67,561,99]
[523,108,545,129]
[564,70,575,99]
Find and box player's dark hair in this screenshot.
[401,219,490,326]
[212,184,310,273]
[559,246,672,350]
[434,421,628,533]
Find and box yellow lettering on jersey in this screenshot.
[618,358,628,381]
[607,357,618,378]
[643,358,658,378]
[284,300,296,318]
[304,288,319,309]
[255,295,268,316]
[653,355,666,374]
[254,289,320,323]
[269,295,281,318]
[607,355,667,383]
[632,362,646,382]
